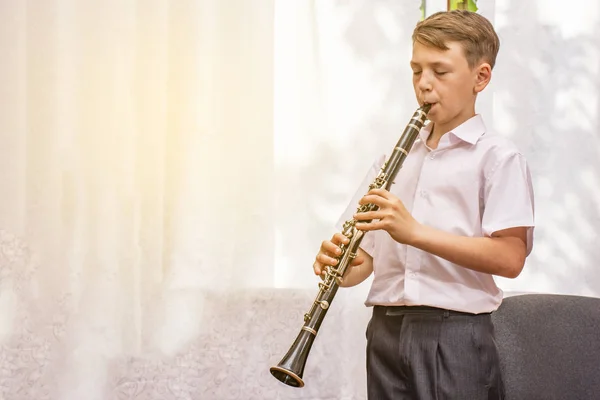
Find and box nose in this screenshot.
[417,71,433,93]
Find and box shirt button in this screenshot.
[429,153,435,160]
[420,190,427,198]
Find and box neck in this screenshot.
[427,109,476,149]
[426,125,442,149]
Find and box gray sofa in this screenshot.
[492,294,600,400]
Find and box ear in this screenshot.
[473,62,492,93]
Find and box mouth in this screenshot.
[423,102,437,111]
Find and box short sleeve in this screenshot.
[481,152,535,255]
[335,155,386,258]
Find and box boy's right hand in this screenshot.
[313,232,365,277]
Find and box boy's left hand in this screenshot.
[353,188,421,245]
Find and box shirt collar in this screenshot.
[418,114,486,146]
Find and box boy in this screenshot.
[313,10,535,400]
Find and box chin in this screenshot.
[426,109,441,122]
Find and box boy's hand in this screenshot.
[354,188,422,245]
[313,232,365,277]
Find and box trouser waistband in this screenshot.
[374,305,491,317]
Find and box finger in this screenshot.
[313,260,331,276]
[313,261,321,276]
[314,262,328,280]
[355,221,384,232]
[332,232,350,246]
[358,194,387,207]
[322,242,343,258]
[368,188,391,199]
[322,240,344,256]
[316,253,338,268]
[353,211,383,221]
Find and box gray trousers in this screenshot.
[366,305,504,400]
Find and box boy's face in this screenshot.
[410,41,490,134]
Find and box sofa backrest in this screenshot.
[492,294,600,400]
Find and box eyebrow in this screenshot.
[410,61,452,69]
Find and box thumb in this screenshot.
[351,253,365,267]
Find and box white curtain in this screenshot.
[1,1,599,399]
[489,0,600,295]
[0,0,278,399]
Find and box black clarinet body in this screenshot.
[270,103,431,388]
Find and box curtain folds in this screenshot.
[0,1,599,399]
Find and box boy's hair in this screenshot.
[412,10,500,69]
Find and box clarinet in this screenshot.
[270,103,431,387]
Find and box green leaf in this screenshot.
[449,0,478,12]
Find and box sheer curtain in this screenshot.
[490,0,600,295]
[0,0,277,399]
[1,1,599,399]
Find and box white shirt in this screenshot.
[337,114,535,314]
